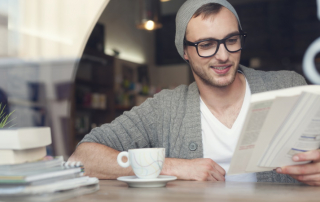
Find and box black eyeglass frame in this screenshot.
[184,32,247,58]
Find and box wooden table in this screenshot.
[65,180,320,202]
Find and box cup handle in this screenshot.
[117,151,130,168]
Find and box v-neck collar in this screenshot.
[200,78,251,131]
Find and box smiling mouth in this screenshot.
[211,65,231,70]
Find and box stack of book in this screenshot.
[0,127,52,165]
[0,127,99,202]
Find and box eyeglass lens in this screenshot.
[197,35,242,57]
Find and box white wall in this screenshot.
[155,64,189,88]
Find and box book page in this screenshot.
[259,94,320,167]
[259,93,317,167]
[250,85,320,103]
[229,85,320,175]
[228,100,273,175]
[245,95,299,172]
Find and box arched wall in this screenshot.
[0,0,110,159]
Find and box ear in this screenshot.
[183,49,189,61]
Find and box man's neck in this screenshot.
[198,73,247,128]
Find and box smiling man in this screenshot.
[69,0,320,185]
[184,6,242,88]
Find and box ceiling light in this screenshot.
[136,0,162,31]
[145,20,155,30]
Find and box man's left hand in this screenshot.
[276,149,320,186]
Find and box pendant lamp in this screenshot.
[136,0,162,31]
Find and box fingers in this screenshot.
[277,162,320,175]
[289,174,320,186]
[212,162,226,176]
[290,173,320,182]
[205,170,225,181]
[276,151,320,186]
[293,150,320,162]
[210,170,225,181]
[188,158,226,181]
[276,150,320,176]
[206,174,218,181]
[208,161,225,181]
[200,159,225,181]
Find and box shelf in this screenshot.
[76,105,109,112]
[75,133,89,139]
[8,98,46,108]
[115,105,133,111]
[75,78,111,88]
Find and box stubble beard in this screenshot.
[190,60,237,88]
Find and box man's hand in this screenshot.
[68,143,134,179]
[70,143,225,181]
[276,149,320,186]
[161,158,225,181]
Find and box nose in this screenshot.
[214,43,229,62]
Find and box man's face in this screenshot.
[184,7,241,88]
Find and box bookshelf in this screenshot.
[70,53,152,151]
[71,48,115,149]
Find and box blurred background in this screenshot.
[0,0,319,159]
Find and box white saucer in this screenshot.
[117,175,177,188]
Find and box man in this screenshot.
[69,0,320,185]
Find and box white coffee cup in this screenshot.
[117,148,165,179]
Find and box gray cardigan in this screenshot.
[80,65,307,183]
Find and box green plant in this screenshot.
[0,103,14,128]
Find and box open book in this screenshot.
[228,85,320,175]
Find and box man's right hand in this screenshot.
[69,143,225,181]
[161,158,226,181]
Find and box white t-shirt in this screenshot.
[200,78,257,182]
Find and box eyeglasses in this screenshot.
[184,33,247,58]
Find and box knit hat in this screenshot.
[175,0,242,60]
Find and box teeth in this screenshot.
[212,66,228,70]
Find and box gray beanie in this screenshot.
[175,0,242,60]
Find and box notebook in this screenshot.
[0,164,83,184]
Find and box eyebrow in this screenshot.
[194,31,240,42]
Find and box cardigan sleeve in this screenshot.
[78,89,171,151]
[291,71,308,86]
